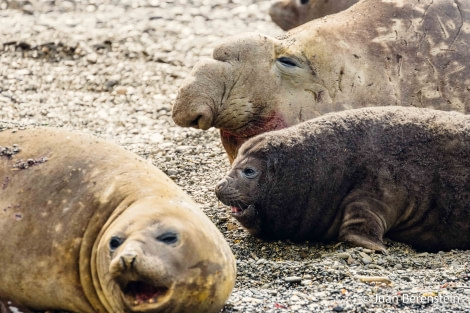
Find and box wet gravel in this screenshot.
[1,1,469,312]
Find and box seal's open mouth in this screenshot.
[231,206,244,217]
[123,281,172,309]
[231,204,254,217]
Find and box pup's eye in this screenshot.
[109,236,124,251]
[242,167,258,179]
[277,57,299,68]
[157,232,179,245]
[300,0,309,5]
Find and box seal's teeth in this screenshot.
[148,298,155,304]
[134,300,139,306]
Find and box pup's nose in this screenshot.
[215,179,228,195]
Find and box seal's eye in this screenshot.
[242,167,258,179]
[109,236,123,251]
[300,0,309,5]
[277,57,299,68]
[157,232,179,245]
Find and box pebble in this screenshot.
[336,252,351,259]
[301,279,312,286]
[86,53,98,64]
[284,276,302,283]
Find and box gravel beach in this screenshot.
[1,1,469,312]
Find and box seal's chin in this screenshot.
[220,110,287,140]
[121,281,173,311]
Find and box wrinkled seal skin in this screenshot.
[0,127,236,313]
[215,107,470,252]
[173,0,470,163]
[269,0,359,30]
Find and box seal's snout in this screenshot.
[172,95,214,130]
[269,0,297,31]
[215,179,228,194]
[120,253,137,270]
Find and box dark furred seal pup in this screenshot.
[0,126,236,313]
[215,107,470,252]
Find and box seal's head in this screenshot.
[172,32,328,162]
[215,133,307,238]
[215,142,269,236]
[269,0,359,30]
[95,197,236,313]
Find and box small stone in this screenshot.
[337,252,351,259]
[301,279,312,286]
[86,53,98,64]
[104,80,119,90]
[401,276,412,282]
[159,143,174,150]
[175,145,194,153]
[333,305,344,312]
[284,276,302,283]
[290,295,301,301]
[166,169,178,176]
[358,251,372,263]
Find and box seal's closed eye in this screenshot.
[277,57,299,68]
[157,232,179,245]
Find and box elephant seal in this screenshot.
[0,127,236,313]
[173,0,470,163]
[269,0,359,30]
[215,106,470,252]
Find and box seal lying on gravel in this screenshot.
[173,0,470,162]
[0,127,236,313]
[215,107,470,252]
[269,0,359,30]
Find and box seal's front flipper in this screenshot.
[338,201,388,253]
[340,233,387,253]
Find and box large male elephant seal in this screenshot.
[269,0,360,30]
[215,107,470,252]
[173,0,470,162]
[0,126,236,313]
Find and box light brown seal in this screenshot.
[0,126,236,313]
[173,0,470,163]
[269,0,359,30]
[215,107,470,252]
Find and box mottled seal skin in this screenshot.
[215,107,470,252]
[0,127,236,313]
[173,0,470,163]
[269,0,359,30]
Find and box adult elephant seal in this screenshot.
[173,0,470,163]
[0,126,236,313]
[269,0,359,30]
[215,107,470,252]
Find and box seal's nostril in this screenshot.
[190,115,202,128]
[215,180,227,193]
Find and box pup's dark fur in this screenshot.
[216,107,470,252]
